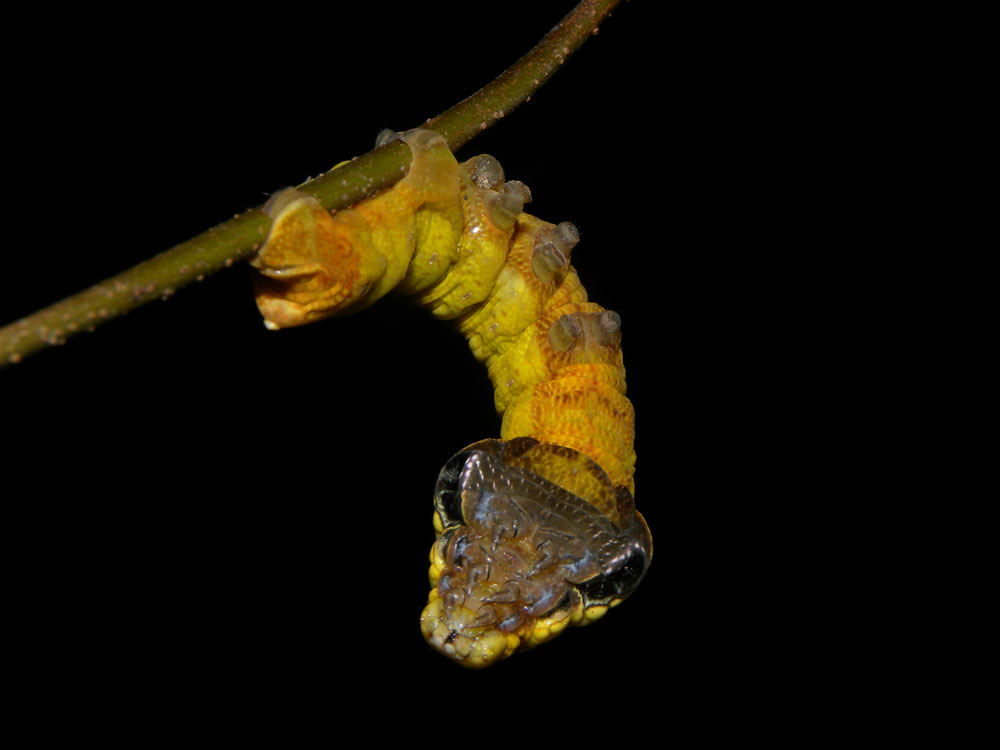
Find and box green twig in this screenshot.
[0,0,622,367]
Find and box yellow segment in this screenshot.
[413,169,514,320]
[458,214,567,362]
[501,374,636,492]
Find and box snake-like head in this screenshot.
[420,438,652,668]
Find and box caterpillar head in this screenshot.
[420,438,651,668]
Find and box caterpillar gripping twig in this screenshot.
[250,130,651,668]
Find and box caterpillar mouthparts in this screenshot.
[422,438,650,668]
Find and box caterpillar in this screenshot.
[249,129,652,668]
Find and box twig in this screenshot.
[0,0,622,367]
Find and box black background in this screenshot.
[3,0,992,725]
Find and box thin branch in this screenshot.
[0,0,622,367]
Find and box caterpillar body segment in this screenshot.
[252,130,464,327]
[251,130,651,668]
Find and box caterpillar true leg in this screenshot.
[250,130,651,668]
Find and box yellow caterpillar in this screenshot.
[250,130,651,668]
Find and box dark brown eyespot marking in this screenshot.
[433,451,475,529]
[577,545,648,606]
